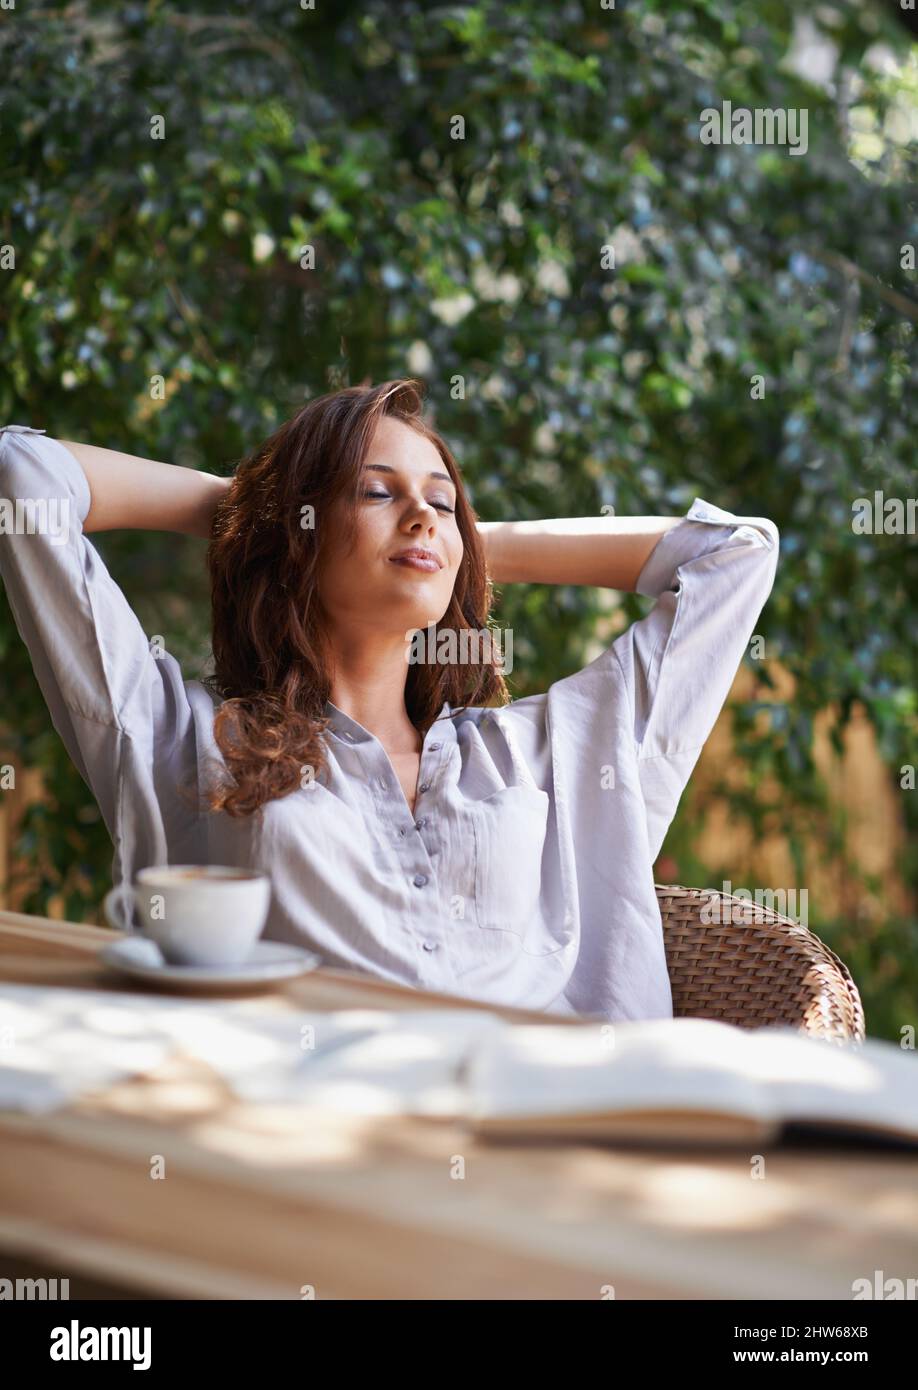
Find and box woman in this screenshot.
[0,379,779,1021]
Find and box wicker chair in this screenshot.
[656,883,865,1044]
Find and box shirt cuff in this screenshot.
[0,425,92,527]
[635,496,777,598]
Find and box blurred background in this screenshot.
[0,1,915,1039]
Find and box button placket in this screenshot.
[413,738,448,962]
[413,741,446,852]
[369,744,436,884]
[409,744,447,904]
[352,725,452,902]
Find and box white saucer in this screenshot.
[100,935,322,991]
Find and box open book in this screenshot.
[460,1017,918,1148]
[3,982,915,1148]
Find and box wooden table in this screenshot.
[1,911,917,1301]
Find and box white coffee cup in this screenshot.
[103,864,272,967]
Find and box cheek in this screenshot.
[446,523,463,565]
[450,541,463,571]
[355,512,390,559]
[315,529,367,601]
[327,517,374,570]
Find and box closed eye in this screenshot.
[363,489,454,513]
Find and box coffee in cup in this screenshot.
[103,864,271,967]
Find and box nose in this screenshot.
[403,497,440,530]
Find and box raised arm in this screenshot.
[0,425,215,899]
[55,439,230,538]
[476,514,686,592]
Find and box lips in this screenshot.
[389,548,443,572]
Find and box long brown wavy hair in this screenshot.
[193,378,509,820]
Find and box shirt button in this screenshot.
[422,940,438,952]
[429,742,442,751]
[413,874,428,887]
[418,782,430,793]
[415,817,427,829]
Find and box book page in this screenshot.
[464,1017,779,1125]
[741,1027,918,1140]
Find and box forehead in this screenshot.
[365,416,449,478]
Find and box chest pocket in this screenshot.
[471,784,562,954]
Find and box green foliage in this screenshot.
[0,1,914,1036]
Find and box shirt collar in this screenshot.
[323,698,456,746]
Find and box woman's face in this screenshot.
[317,416,464,637]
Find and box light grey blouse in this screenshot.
[0,425,779,1022]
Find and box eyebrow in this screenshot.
[364,463,455,487]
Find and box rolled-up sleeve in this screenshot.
[0,425,204,890]
[612,496,780,861]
